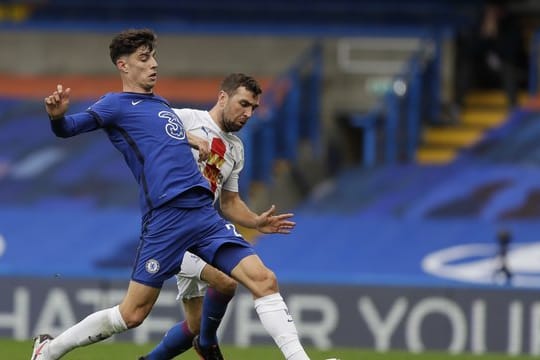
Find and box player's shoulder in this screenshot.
[96,92,118,102]
[89,92,119,109]
[172,107,205,117]
[173,108,210,125]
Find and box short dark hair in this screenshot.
[221,73,262,96]
[109,29,157,64]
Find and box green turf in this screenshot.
[5,338,536,360]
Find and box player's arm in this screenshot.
[219,189,296,235]
[45,84,102,138]
[45,84,70,119]
[186,132,210,162]
[172,107,210,161]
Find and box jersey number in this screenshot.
[225,223,243,238]
[160,111,186,140]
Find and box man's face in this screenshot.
[121,45,158,92]
[221,86,260,132]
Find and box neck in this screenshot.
[208,105,225,131]
[123,85,152,94]
[122,77,153,94]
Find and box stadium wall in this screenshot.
[2,277,539,355]
[0,28,451,167]
[0,31,313,76]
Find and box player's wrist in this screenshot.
[48,114,65,121]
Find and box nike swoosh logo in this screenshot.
[33,343,47,359]
[132,100,143,105]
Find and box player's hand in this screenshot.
[187,132,210,162]
[196,139,210,162]
[44,84,71,119]
[255,205,296,234]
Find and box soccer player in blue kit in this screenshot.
[31,29,310,360]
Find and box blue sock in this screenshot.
[199,287,234,347]
[146,321,194,359]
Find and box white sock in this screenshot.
[254,293,310,360]
[47,305,127,359]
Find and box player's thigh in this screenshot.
[179,251,207,279]
[176,251,208,300]
[176,275,207,300]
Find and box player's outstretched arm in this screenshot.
[220,190,296,235]
[44,84,71,119]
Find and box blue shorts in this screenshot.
[131,202,255,288]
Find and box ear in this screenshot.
[218,90,228,108]
[116,58,128,73]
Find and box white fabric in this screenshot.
[172,108,245,301]
[47,305,127,359]
[173,108,244,199]
[254,293,310,360]
[176,251,208,300]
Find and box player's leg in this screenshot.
[119,280,161,327]
[142,252,207,359]
[32,281,159,360]
[142,257,237,359]
[222,250,310,360]
[189,208,309,359]
[183,295,204,335]
[197,264,237,347]
[142,297,202,360]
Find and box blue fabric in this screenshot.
[3,99,540,289]
[146,321,194,359]
[199,287,234,347]
[55,92,213,215]
[132,200,252,288]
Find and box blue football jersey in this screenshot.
[51,92,212,215]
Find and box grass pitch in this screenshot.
[4,338,535,359]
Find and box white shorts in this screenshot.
[175,251,208,300]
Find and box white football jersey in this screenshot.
[173,108,244,202]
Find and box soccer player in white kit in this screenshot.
[140,73,297,359]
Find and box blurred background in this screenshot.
[2,0,540,355]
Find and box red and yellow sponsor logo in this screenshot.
[203,137,226,192]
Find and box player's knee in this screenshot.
[252,268,278,296]
[121,308,149,329]
[265,269,278,292]
[124,316,145,329]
